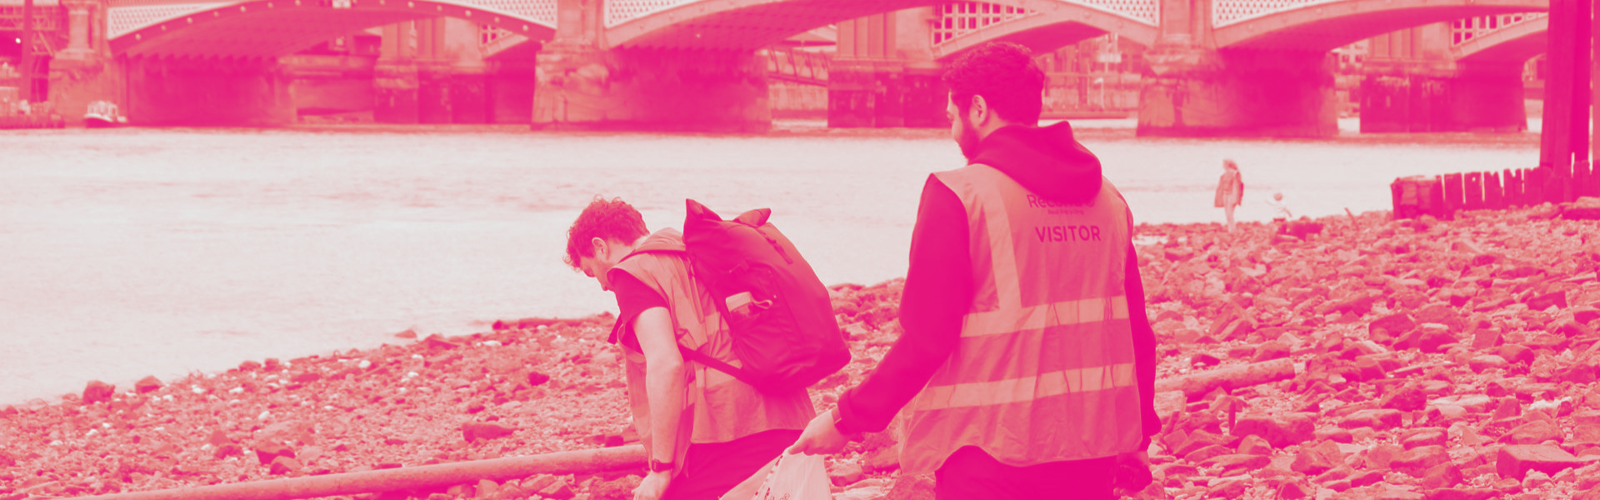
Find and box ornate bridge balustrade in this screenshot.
[29,0,1562,131]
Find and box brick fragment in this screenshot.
[1184,444,1231,464]
[1235,434,1272,455]
[1419,462,1465,489]
[1467,355,1508,373]
[1278,481,1313,499]
[1422,488,1496,500]
[1497,444,1583,480]
[1339,409,1403,430]
[1231,412,1316,448]
[1366,443,1405,469]
[462,422,516,443]
[1392,445,1451,477]
[135,375,164,393]
[1401,429,1448,449]
[1290,448,1336,475]
[1380,384,1427,411]
[1502,420,1562,445]
[1204,454,1272,476]
[79,380,115,406]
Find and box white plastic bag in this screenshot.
[720,453,831,500]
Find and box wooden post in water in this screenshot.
[1573,0,1592,200]
[1543,0,1578,202]
[1528,167,1546,203]
[1465,172,1484,209]
[1485,171,1504,209]
[1443,173,1465,211]
[1504,169,1520,207]
[19,0,34,102]
[1542,0,1594,202]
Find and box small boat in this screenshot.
[84,101,127,128]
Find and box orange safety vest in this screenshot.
[901,164,1144,474]
[610,229,815,473]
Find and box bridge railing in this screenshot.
[1450,12,1545,46]
[480,23,528,56]
[0,3,64,34]
[0,5,64,56]
[760,46,828,86]
[930,2,1033,46]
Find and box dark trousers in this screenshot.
[661,429,802,500]
[935,446,1116,500]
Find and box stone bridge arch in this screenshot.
[1450,13,1546,64]
[109,0,556,57]
[928,0,1158,60]
[1212,0,1546,51]
[600,0,1159,52]
[602,0,936,49]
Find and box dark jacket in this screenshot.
[835,121,1161,449]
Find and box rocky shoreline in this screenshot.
[1,204,1597,500]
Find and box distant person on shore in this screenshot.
[1266,192,1292,222]
[564,197,814,500]
[786,42,1160,499]
[1215,159,1244,232]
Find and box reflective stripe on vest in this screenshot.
[901,164,1143,474]
[959,296,1131,337]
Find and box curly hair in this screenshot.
[943,42,1047,124]
[565,196,649,269]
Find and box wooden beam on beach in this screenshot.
[63,445,645,500]
[1154,358,1299,400]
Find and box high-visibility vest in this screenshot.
[610,229,815,474]
[901,164,1143,474]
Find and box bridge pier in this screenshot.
[374,22,420,124]
[1357,24,1526,134]
[123,56,296,126]
[487,59,537,123]
[1138,47,1338,137]
[44,0,124,126]
[829,60,903,128]
[531,45,770,132]
[828,10,946,129]
[371,18,496,124]
[1359,69,1527,135]
[1444,63,1528,133]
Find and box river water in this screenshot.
[0,118,1544,406]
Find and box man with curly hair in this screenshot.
[564,196,814,500]
[788,42,1161,499]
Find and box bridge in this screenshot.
[8,0,1566,134]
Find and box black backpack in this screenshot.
[671,199,851,393]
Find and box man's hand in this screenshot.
[633,470,672,500]
[1113,450,1153,494]
[787,409,848,456]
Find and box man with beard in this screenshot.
[787,42,1160,499]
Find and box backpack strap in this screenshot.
[618,249,747,382]
[677,345,748,382]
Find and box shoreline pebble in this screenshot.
[1,205,1596,500]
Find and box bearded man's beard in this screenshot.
[957,114,982,161]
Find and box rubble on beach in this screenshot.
[0,204,1596,500]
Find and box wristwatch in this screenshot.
[649,458,674,473]
[832,407,863,441]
